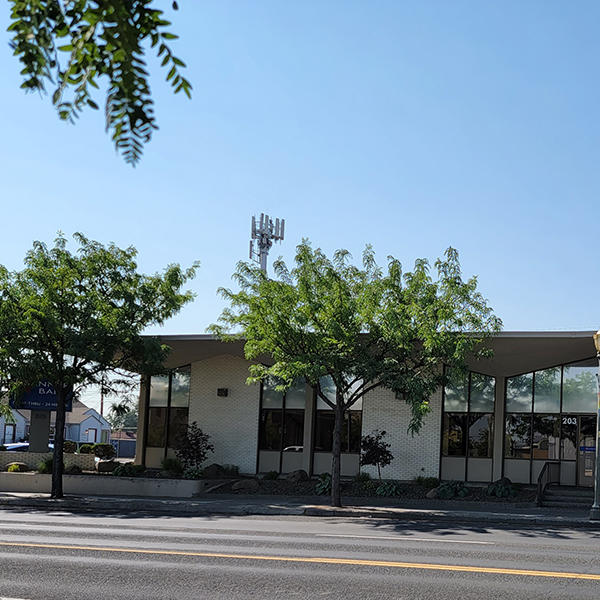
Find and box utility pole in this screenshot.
[590,329,600,521]
[250,213,285,274]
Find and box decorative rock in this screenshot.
[6,462,28,472]
[285,469,310,483]
[426,487,439,499]
[96,460,118,473]
[202,463,226,479]
[231,479,260,491]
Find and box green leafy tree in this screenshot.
[360,430,393,480]
[211,241,501,507]
[0,233,198,497]
[7,1,191,165]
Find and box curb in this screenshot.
[1,497,598,528]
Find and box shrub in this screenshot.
[437,480,469,499]
[415,476,439,489]
[38,457,53,474]
[486,479,516,498]
[375,481,402,497]
[354,471,371,482]
[360,430,394,479]
[174,421,214,471]
[92,443,116,460]
[65,464,82,475]
[161,457,184,475]
[315,473,332,496]
[222,464,239,477]
[7,463,28,473]
[0,445,6,451]
[182,466,204,480]
[113,463,146,478]
[263,471,279,480]
[78,443,94,454]
[63,440,77,453]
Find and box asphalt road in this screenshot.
[0,508,599,600]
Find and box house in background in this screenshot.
[0,408,29,445]
[4,399,112,445]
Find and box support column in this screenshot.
[29,410,50,453]
[492,376,506,481]
[134,377,148,466]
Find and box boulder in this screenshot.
[202,463,226,479]
[6,462,28,472]
[231,479,260,492]
[285,469,309,483]
[96,460,118,473]
[426,487,439,499]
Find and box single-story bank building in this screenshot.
[135,331,598,487]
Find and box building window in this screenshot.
[442,369,495,459]
[504,414,531,459]
[562,360,597,413]
[314,377,363,454]
[259,379,305,452]
[146,366,190,449]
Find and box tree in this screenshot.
[0,233,198,497]
[107,401,139,430]
[360,430,393,480]
[7,1,191,165]
[174,422,214,471]
[211,241,501,507]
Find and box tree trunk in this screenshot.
[330,395,344,507]
[51,387,66,499]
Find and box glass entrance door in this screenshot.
[577,415,596,487]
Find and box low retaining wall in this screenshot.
[0,451,95,471]
[0,472,208,498]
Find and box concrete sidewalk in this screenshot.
[0,491,598,527]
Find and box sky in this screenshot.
[0,2,599,407]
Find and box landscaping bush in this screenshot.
[37,457,53,474]
[354,471,371,482]
[437,480,469,499]
[65,464,82,475]
[415,476,439,489]
[0,445,6,451]
[222,464,239,477]
[375,480,402,497]
[263,471,279,480]
[113,463,146,478]
[92,443,116,460]
[315,473,332,496]
[7,463,28,473]
[78,443,94,454]
[182,466,204,480]
[486,478,516,498]
[174,422,214,471]
[63,440,77,453]
[360,430,394,479]
[161,457,184,475]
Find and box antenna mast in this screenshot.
[250,213,285,273]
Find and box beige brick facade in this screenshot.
[189,354,260,475]
[361,386,442,480]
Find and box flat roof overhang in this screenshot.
[152,331,598,379]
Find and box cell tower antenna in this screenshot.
[250,213,285,273]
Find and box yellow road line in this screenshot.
[0,541,598,581]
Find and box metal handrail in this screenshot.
[536,460,561,506]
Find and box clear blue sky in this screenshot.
[1,1,598,339]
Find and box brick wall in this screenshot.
[189,354,260,475]
[361,385,442,480]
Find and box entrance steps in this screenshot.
[541,484,594,508]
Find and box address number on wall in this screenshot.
[562,417,577,426]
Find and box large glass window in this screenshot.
[147,368,190,449]
[532,415,560,460]
[562,360,597,413]
[442,370,495,459]
[259,379,306,452]
[506,373,533,413]
[533,367,560,413]
[561,416,578,460]
[504,414,532,459]
[314,376,363,453]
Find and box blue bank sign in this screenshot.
[10,381,73,412]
